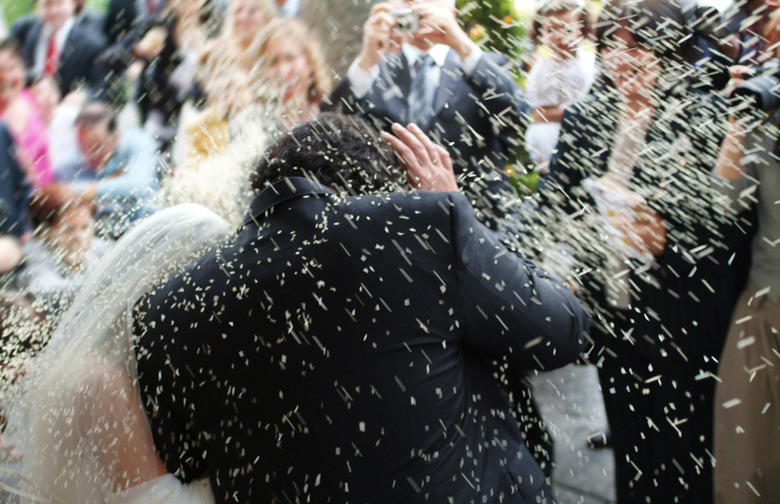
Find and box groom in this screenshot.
[133,114,588,503]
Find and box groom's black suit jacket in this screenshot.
[134,178,588,503]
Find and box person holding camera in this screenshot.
[326,0,528,229]
[711,11,780,504]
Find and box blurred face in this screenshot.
[540,10,583,59]
[601,27,661,102]
[47,205,94,268]
[37,0,76,31]
[0,49,25,111]
[228,0,270,45]
[31,77,61,122]
[264,33,312,103]
[76,122,118,171]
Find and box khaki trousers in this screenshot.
[714,282,780,504]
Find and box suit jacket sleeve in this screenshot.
[463,53,530,157]
[450,191,588,369]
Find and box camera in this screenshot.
[732,59,780,112]
[390,9,420,33]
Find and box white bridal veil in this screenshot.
[1,204,230,503]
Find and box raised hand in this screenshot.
[358,3,401,70]
[411,1,476,60]
[382,122,458,192]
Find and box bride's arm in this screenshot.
[79,363,169,491]
[82,363,215,503]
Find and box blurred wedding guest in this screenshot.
[30,76,81,170]
[0,123,33,240]
[537,0,740,502]
[691,0,776,92]
[98,0,211,153]
[174,0,274,161]
[0,39,53,188]
[9,0,109,100]
[327,0,528,228]
[246,17,330,129]
[134,1,213,153]
[198,0,274,92]
[16,183,109,315]
[166,18,330,225]
[524,0,595,172]
[711,10,780,503]
[56,101,160,239]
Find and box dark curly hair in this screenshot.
[251,113,405,196]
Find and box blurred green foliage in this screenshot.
[3,0,35,25]
[456,0,529,60]
[456,0,540,193]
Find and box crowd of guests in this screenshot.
[0,0,777,503]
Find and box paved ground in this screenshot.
[531,364,616,504]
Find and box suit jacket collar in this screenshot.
[240,177,333,230]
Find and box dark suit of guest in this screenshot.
[76,8,104,37]
[0,123,32,239]
[103,0,141,45]
[328,49,528,226]
[538,91,743,504]
[103,0,165,45]
[134,177,588,503]
[10,16,108,98]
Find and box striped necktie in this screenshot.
[408,54,435,130]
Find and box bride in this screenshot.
[0,204,229,503]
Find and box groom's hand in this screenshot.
[382,122,458,192]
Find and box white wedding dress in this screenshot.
[1,204,229,504]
